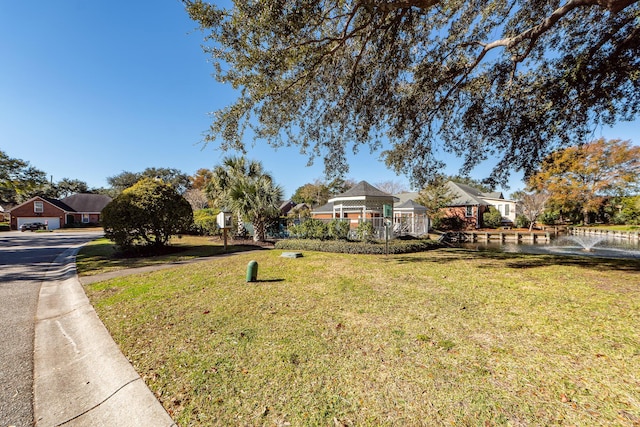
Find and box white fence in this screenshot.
[311,217,429,239]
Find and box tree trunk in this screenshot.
[583,209,590,225]
[253,217,265,242]
[236,212,245,236]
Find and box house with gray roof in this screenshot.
[311,181,429,237]
[392,180,517,230]
[8,193,111,230]
[430,181,516,229]
[61,193,112,226]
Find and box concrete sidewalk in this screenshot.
[34,245,176,426]
[78,250,253,286]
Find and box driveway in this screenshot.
[0,231,102,426]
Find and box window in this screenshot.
[82,214,90,223]
[34,201,43,213]
[504,204,510,216]
[497,204,503,214]
[465,205,473,217]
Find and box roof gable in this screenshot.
[446,181,513,206]
[329,180,398,203]
[395,199,426,211]
[311,202,334,213]
[42,196,75,211]
[483,191,504,200]
[446,181,486,206]
[8,196,73,213]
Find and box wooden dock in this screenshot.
[569,227,640,243]
[443,231,551,244]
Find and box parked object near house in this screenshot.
[20,222,47,232]
[8,194,112,230]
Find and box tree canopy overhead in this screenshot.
[185,0,639,187]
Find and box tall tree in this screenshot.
[107,171,142,194]
[327,177,357,196]
[416,176,455,225]
[185,0,640,187]
[511,190,550,231]
[206,156,282,241]
[448,175,494,193]
[374,180,408,195]
[55,178,89,198]
[528,138,640,224]
[0,150,48,203]
[291,181,330,206]
[227,173,284,242]
[107,168,191,195]
[183,188,209,211]
[142,167,192,194]
[190,168,214,190]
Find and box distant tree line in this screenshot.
[0,150,102,204]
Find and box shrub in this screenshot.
[612,196,640,225]
[437,215,465,231]
[356,221,376,241]
[327,219,350,240]
[482,207,503,228]
[515,214,531,229]
[192,208,220,236]
[102,178,193,251]
[289,218,329,240]
[275,238,440,254]
[538,211,559,225]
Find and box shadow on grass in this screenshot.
[392,248,640,272]
[77,238,272,276]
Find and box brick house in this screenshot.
[9,194,111,230]
[397,181,516,230]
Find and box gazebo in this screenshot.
[312,181,397,231]
[312,181,430,237]
[393,199,430,236]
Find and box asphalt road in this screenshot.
[0,230,101,427]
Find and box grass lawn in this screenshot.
[76,235,266,276]
[83,248,640,426]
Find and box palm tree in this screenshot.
[228,173,283,242]
[206,156,283,241]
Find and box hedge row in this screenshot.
[274,238,441,255]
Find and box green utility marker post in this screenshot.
[246,260,258,282]
[383,204,393,256]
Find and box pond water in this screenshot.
[459,235,640,260]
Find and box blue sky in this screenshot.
[1,1,638,199]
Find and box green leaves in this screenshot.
[186,0,640,187]
[0,150,48,203]
[103,178,193,250]
[206,156,283,241]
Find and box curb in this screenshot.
[33,245,176,426]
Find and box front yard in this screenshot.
[81,246,640,426]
